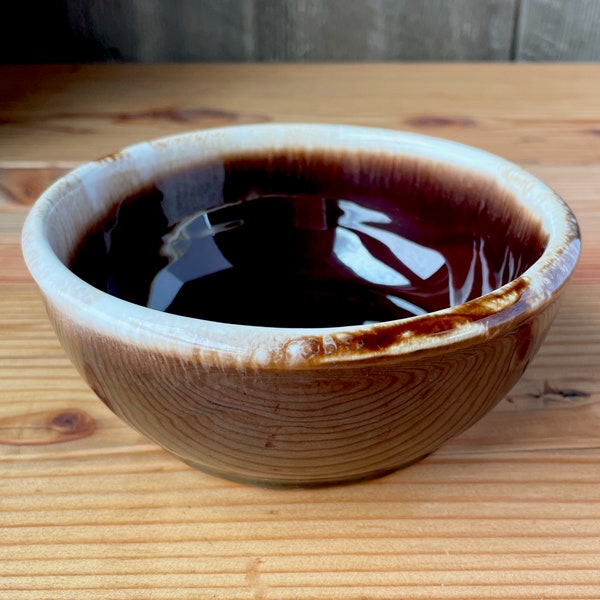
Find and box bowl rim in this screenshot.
[21,123,581,369]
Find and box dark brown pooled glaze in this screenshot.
[70,149,547,329]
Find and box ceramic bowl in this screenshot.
[21,124,580,487]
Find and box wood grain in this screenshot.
[1,64,600,599]
[2,64,600,164]
[6,0,600,63]
[4,0,518,63]
[517,0,600,60]
[60,0,256,62]
[252,0,517,61]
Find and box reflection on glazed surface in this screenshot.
[70,151,547,328]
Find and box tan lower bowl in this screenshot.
[21,124,581,487]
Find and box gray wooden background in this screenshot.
[3,0,600,63]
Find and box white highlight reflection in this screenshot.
[147,211,235,311]
[335,200,446,285]
[333,228,410,286]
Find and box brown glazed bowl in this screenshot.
[22,124,580,487]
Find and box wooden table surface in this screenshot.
[1,63,600,600]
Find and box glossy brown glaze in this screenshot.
[70,150,546,329]
[47,298,558,486]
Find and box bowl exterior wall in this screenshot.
[43,296,559,486]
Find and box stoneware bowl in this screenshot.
[21,124,580,487]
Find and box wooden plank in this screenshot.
[7,0,518,63]
[2,64,600,164]
[7,282,600,597]
[3,64,600,600]
[254,0,516,61]
[8,0,600,63]
[517,0,600,60]
[60,0,255,62]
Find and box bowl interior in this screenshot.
[23,125,580,367]
[66,146,548,330]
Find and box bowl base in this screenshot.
[180,454,431,489]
